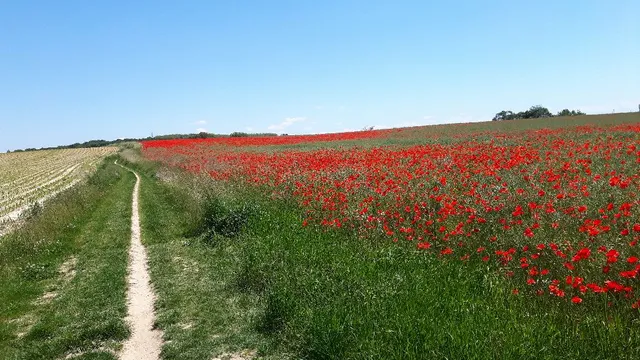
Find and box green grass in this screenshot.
[128,160,275,360]
[231,196,640,359]
[124,149,640,359]
[0,158,134,359]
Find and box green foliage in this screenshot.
[557,108,587,117]
[230,132,279,137]
[493,105,585,121]
[195,196,254,242]
[230,132,250,137]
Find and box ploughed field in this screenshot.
[0,147,117,221]
[143,113,640,308]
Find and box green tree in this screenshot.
[492,110,516,121]
[493,105,560,121]
[557,109,586,116]
[520,105,553,119]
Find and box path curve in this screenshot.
[117,161,163,360]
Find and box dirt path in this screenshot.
[117,162,163,360]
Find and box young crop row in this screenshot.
[0,148,117,222]
[143,122,640,307]
[0,164,81,209]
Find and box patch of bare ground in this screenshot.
[62,343,118,359]
[9,314,37,339]
[12,255,79,338]
[211,349,257,360]
[32,256,77,306]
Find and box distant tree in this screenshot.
[556,109,586,117]
[520,105,553,119]
[493,105,554,121]
[229,132,249,137]
[492,110,516,121]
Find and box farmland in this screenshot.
[0,147,117,228]
[136,112,640,358]
[2,113,640,359]
[142,114,640,307]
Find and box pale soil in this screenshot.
[0,179,82,237]
[117,162,163,360]
[0,163,81,211]
[211,350,257,360]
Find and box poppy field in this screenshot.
[140,113,640,358]
[143,117,640,309]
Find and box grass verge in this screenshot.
[0,158,134,359]
[126,158,272,360]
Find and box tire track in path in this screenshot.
[117,161,163,360]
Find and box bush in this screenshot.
[196,196,254,243]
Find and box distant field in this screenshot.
[0,147,117,223]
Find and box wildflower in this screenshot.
[572,248,591,262]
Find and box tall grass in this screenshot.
[234,194,640,359]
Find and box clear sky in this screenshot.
[1,1,639,150]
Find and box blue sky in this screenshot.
[1,1,639,150]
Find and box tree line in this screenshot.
[492,105,585,121]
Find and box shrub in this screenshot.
[196,196,254,243]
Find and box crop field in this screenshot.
[133,113,640,358]
[0,147,117,222]
[142,114,640,307]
